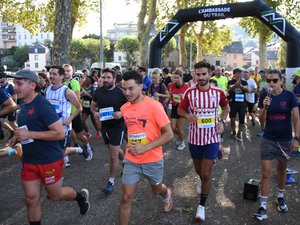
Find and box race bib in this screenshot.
[128,133,148,145]
[197,113,215,129]
[18,125,34,145]
[99,107,114,121]
[173,94,181,103]
[49,99,60,112]
[235,94,244,102]
[83,100,90,108]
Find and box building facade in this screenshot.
[24,43,50,71]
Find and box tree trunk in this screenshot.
[52,0,72,65]
[196,36,204,62]
[179,24,188,67]
[137,0,157,68]
[258,29,267,70]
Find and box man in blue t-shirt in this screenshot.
[137,66,152,94]
[8,70,90,225]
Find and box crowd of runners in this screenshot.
[0,61,299,224]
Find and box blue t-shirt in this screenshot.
[17,94,63,164]
[258,89,298,142]
[143,75,152,93]
[1,83,15,97]
[0,88,8,104]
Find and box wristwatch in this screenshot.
[293,136,300,142]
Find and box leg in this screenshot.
[81,112,89,133]
[170,118,178,135]
[260,160,273,196]
[45,179,77,201]
[176,117,185,141]
[119,183,138,225]
[277,160,288,190]
[200,159,215,195]
[109,144,121,178]
[22,180,42,222]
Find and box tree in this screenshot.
[13,46,29,67]
[137,0,157,67]
[162,37,176,66]
[115,36,139,68]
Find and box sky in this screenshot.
[73,0,140,38]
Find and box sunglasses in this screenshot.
[266,79,279,83]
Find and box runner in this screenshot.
[9,70,90,225]
[178,61,229,221]
[119,70,174,225]
[168,68,189,150]
[254,69,299,221]
[91,68,127,194]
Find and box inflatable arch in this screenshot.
[149,0,300,90]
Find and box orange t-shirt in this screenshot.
[121,96,170,164]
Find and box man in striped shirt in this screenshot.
[178,61,229,222]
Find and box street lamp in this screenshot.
[100,0,104,69]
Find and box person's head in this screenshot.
[249,66,255,75]
[210,65,215,76]
[115,74,122,87]
[151,68,161,85]
[137,66,147,77]
[266,69,284,91]
[215,66,222,77]
[194,61,211,87]
[11,70,40,100]
[242,70,250,80]
[49,66,65,85]
[82,69,88,77]
[209,79,218,87]
[260,69,269,80]
[85,76,94,86]
[233,68,242,79]
[62,64,73,80]
[162,67,169,77]
[293,69,300,84]
[172,68,184,87]
[122,70,143,103]
[102,68,116,90]
[38,72,50,87]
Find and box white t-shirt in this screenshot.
[245,78,257,103]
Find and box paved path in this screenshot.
[0,118,300,225]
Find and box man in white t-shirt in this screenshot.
[243,70,258,126]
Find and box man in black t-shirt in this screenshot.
[227,68,249,140]
[91,68,127,194]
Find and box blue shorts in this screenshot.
[122,159,164,185]
[188,143,220,160]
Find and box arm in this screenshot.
[292,107,300,151]
[15,120,65,141]
[91,100,101,129]
[128,123,173,155]
[216,104,230,134]
[178,107,197,123]
[0,97,17,117]
[65,88,82,125]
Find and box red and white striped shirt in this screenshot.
[179,85,228,146]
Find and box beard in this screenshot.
[198,79,209,86]
[103,82,114,89]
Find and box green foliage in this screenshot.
[162,37,176,60]
[115,36,139,68]
[13,46,29,67]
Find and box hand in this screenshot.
[186,114,197,123]
[216,122,224,134]
[113,111,122,120]
[127,142,146,155]
[153,92,160,97]
[15,128,30,141]
[263,96,272,108]
[292,139,299,152]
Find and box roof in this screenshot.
[28,43,48,54]
[253,50,278,60]
[223,41,243,53]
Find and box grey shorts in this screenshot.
[260,139,292,163]
[122,159,164,185]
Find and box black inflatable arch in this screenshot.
[149,0,300,89]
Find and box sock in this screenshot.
[199,194,208,206]
[259,195,268,210]
[29,221,41,225]
[108,177,115,185]
[87,143,92,151]
[75,147,83,154]
[75,191,85,204]
[277,188,285,198]
[64,156,69,164]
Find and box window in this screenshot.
[34,55,38,60]
[216,60,220,66]
[35,63,38,68]
[34,48,38,53]
[118,56,122,61]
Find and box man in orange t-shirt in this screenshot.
[119,70,174,225]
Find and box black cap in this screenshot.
[233,68,242,74]
[8,70,39,83]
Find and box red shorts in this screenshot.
[21,159,63,185]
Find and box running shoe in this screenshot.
[103,181,114,194]
[277,197,288,213]
[177,142,185,151]
[254,207,267,221]
[78,189,90,215]
[85,150,93,161]
[65,161,71,168]
[162,188,173,212]
[175,138,181,146]
[257,130,264,137]
[81,145,93,161]
[85,132,92,139]
[195,204,205,221]
[196,179,202,195]
[95,132,101,139]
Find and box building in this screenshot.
[106,22,138,41]
[24,43,50,71]
[0,22,16,48]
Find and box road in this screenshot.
[0,118,300,225]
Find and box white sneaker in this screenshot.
[195,205,205,221]
[175,138,181,146]
[196,179,202,195]
[177,142,185,151]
